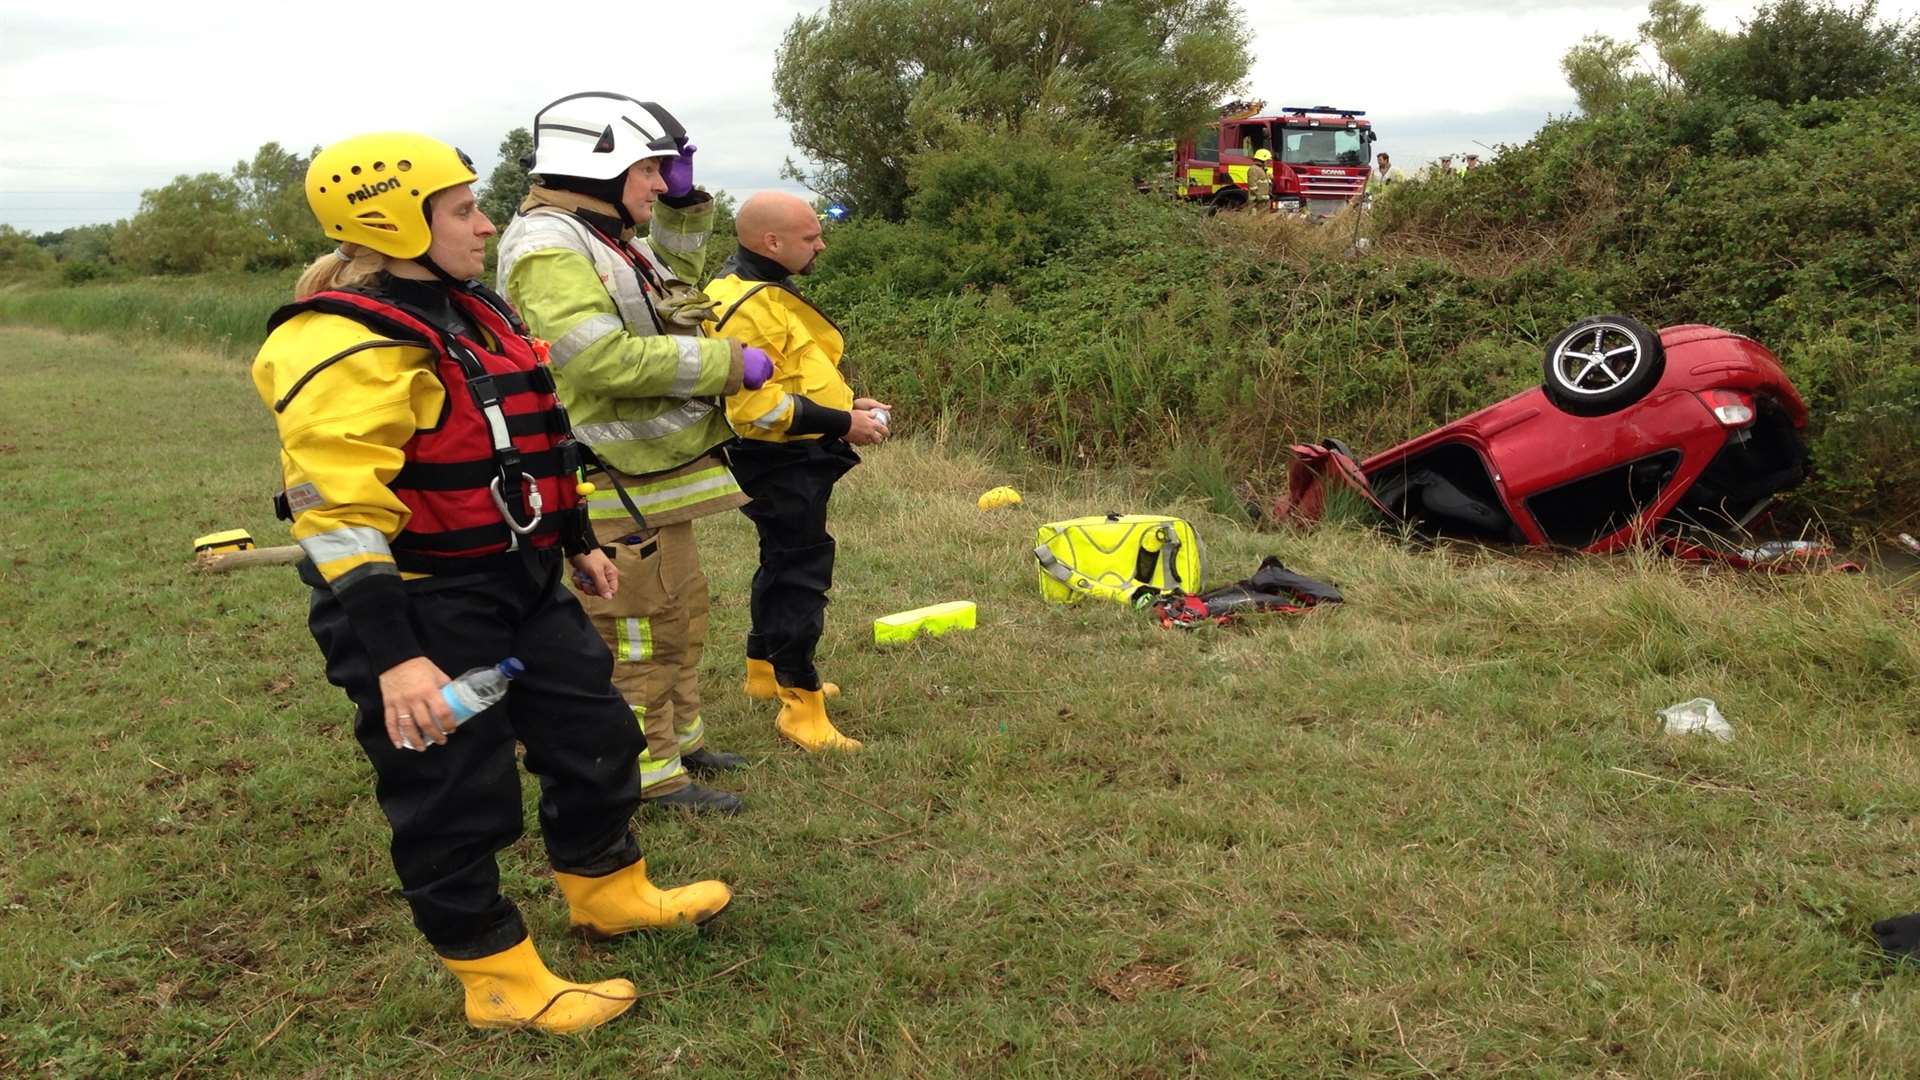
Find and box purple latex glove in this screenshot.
[742,346,773,390]
[661,142,697,198]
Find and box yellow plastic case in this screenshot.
[193,529,256,554]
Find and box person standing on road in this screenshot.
[704,191,889,752]
[498,92,769,815]
[1247,148,1274,212]
[252,132,732,1034]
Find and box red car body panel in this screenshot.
[1360,326,1810,553]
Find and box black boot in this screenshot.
[682,746,747,772]
[647,783,743,816]
[1873,913,1920,960]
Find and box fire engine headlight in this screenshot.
[1699,389,1756,427]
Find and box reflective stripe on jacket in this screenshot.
[1247,163,1272,199]
[497,201,743,489]
[704,275,853,441]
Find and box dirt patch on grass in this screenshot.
[1091,961,1187,1002]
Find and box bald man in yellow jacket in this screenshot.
[704,192,888,753]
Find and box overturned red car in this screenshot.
[1288,316,1811,553]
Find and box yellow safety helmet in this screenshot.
[305,133,477,259]
[1253,148,1273,162]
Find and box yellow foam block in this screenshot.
[193,529,255,554]
[874,601,977,646]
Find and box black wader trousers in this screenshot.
[729,437,860,690]
[306,553,645,960]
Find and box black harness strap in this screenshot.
[394,447,569,491]
[711,283,775,334]
[273,338,421,413]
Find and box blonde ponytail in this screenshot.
[293,243,388,298]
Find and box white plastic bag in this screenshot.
[1659,697,1734,742]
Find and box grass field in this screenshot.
[2,324,1919,1077]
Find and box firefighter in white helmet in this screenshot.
[498,93,771,815]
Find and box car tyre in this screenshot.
[1541,314,1665,415]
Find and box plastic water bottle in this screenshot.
[441,657,524,723]
[399,658,523,750]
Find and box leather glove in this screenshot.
[661,143,697,198]
[742,346,773,390]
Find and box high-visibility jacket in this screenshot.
[704,266,854,441]
[251,280,589,670]
[497,191,744,528]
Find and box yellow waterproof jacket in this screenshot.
[251,306,445,668]
[704,269,853,441]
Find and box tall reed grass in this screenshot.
[0,272,289,355]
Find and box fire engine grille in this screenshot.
[1300,174,1365,199]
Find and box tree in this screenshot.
[1639,0,1727,94]
[37,223,120,282]
[1561,33,1651,114]
[772,0,1252,219]
[112,173,261,275]
[233,141,327,268]
[699,188,739,285]
[1561,1,1725,113]
[479,128,535,228]
[36,224,115,264]
[0,225,53,279]
[1705,0,1918,105]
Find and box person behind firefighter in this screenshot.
[497,93,772,815]
[251,132,733,1035]
[1371,152,1394,188]
[703,191,891,752]
[1247,148,1274,212]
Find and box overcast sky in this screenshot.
[2,0,1915,231]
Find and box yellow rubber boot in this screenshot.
[775,685,862,752]
[745,658,838,700]
[441,937,635,1034]
[554,859,732,937]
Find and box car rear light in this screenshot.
[1699,389,1755,427]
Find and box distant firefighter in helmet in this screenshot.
[1248,147,1274,212]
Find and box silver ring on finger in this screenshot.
[397,713,413,720]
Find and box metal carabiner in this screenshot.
[490,472,545,536]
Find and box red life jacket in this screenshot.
[267,283,589,575]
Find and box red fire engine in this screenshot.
[1173,102,1375,215]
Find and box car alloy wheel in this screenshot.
[1541,314,1666,415]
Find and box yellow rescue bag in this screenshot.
[1033,513,1203,606]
